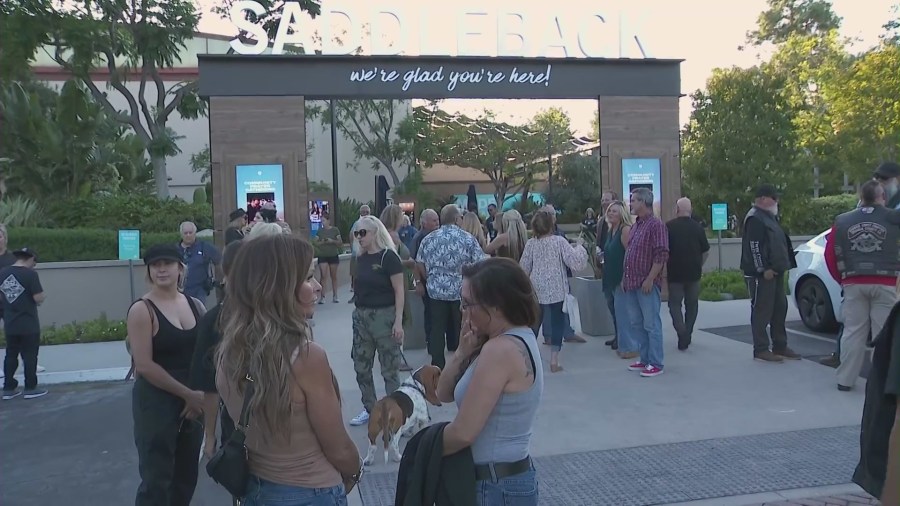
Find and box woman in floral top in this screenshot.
[520,210,588,372]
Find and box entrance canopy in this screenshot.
[197,54,682,99]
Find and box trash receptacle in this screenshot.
[571,276,615,337]
[404,289,427,350]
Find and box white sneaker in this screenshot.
[350,410,369,426]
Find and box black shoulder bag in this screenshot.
[206,375,254,498]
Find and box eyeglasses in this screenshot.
[353,229,368,238]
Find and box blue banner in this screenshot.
[118,229,141,261]
[711,203,728,231]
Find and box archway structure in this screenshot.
[197,54,683,241]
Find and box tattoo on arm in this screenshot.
[518,342,533,378]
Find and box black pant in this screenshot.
[745,274,789,354]
[423,290,433,341]
[428,300,461,369]
[3,333,39,391]
[133,376,203,506]
[667,281,701,345]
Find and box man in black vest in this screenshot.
[824,180,900,391]
[741,184,799,363]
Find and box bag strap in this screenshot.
[235,375,254,432]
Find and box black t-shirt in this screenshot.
[190,302,222,393]
[0,266,43,335]
[666,217,710,283]
[354,249,403,309]
[853,302,900,498]
[0,252,16,270]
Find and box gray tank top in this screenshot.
[453,327,543,464]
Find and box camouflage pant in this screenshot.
[352,306,402,413]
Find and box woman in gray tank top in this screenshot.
[436,257,544,506]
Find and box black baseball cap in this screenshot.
[12,247,37,261]
[754,184,780,199]
[874,162,900,179]
[229,208,246,221]
[143,244,182,265]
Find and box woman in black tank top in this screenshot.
[127,243,207,506]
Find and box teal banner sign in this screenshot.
[711,203,728,231]
[118,229,141,260]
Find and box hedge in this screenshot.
[0,314,126,347]
[699,270,750,302]
[6,227,213,262]
[39,194,213,233]
[780,194,857,235]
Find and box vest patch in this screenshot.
[848,222,887,253]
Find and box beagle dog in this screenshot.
[364,365,442,466]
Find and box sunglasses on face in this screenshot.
[353,229,368,238]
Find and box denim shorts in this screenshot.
[475,466,538,506]
[242,475,347,506]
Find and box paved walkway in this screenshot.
[0,286,876,506]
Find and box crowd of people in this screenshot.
[3,168,899,505]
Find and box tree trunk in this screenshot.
[152,154,170,199]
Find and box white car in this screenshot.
[788,230,843,332]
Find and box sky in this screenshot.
[197,0,898,135]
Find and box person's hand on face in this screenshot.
[458,312,479,357]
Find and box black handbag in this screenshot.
[206,375,254,498]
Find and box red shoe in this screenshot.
[627,362,646,372]
[640,365,664,377]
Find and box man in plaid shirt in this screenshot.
[622,188,670,378]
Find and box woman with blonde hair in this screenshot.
[485,209,527,262]
[601,201,635,358]
[462,212,488,250]
[216,234,361,504]
[379,204,416,270]
[347,215,407,426]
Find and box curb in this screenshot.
[657,483,866,506]
[2,367,132,385]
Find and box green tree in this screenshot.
[307,99,412,187]
[828,43,900,175]
[883,4,899,45]
[682,66,804,226]
[0,80,152,199]
[764,30,852,193]
[530,107,576,199]
[2,0,207,198]
[550,154,601,222]
[745,0,842,47]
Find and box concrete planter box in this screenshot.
[404,290,427,350]
[570,276,615,337]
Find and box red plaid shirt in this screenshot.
[623,214,670,291]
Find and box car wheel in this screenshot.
[795,276,838,333]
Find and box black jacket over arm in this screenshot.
[395,422,476,506]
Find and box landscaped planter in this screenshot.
[570,276,615,337]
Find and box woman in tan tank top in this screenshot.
[215,235,362,505]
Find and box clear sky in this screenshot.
[197,0,897,135]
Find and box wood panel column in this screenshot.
[597,96,681,222]
[209,96,309,246]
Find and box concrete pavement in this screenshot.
[0,285,874,505]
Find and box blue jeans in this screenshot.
[624,285,664,368]
[242,476,347,506]
[614,285,637,353]
[476,466,538,506]
[534,302,566,351]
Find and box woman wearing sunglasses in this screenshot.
[347,216,406,427]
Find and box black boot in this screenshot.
[604,338,616,346]
[610,338,618,350]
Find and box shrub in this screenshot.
[6,227,213,262]
[192,187,207,204]
[780,194,856,235]
[0,313,126,347]
[39,193,213,232]
[699,269,749,301]
[0,196,43,227]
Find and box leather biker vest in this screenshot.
[834,206,900,279]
